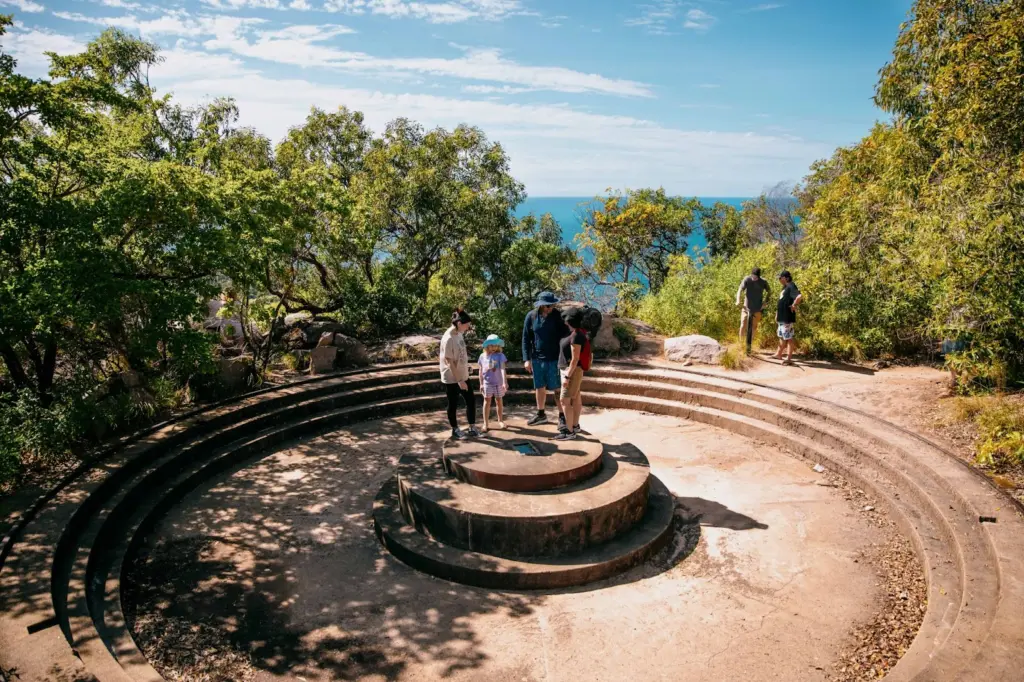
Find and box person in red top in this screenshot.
[554,308,588,441]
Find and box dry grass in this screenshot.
[946,394,1024,468]
[719,344,753,371]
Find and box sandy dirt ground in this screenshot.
[125,407,911,682]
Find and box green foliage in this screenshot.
[952,396,1024,468]
[718,344,752,371]
[638,243,782,348]
[577,188,701,305]
[699,201,748,259]
[612,322,637,354]
[799,0,1024,383]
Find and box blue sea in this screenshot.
[515,197,750,253]
[515,196,751,307]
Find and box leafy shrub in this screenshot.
[638,243,782,349]
[952,396,1024,468]
[612,322,638,354]
[719,344,751,371]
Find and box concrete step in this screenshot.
[81,390,538,682]
[442,422,604,492]
[397,443,651,559]
[374,474,675,590]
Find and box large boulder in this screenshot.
[302,320,348,347]
[219,356,254,389]
[664,335,724,365]
[310,346,338,374]
[381,334,442,362]
[317,331,370,367]
[591,316,621,355]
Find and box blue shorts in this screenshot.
[530,358,561,390]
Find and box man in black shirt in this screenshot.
[773,270,803,365]
[736,267,770,353]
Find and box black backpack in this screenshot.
[580,306,603,336]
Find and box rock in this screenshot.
[281,327,307,351]
[591,315,621,355]
[219,356,253,390]
[813,463,827,474]
[664,335,725,365]
[284,312,312,327]
[304,320,348,347]
[621,318,655,334]
[119,370,142,389]
[862,505,875,512]
[206,299,225,318]
[382,334,441,362]
[205,316,244,340]
[311,346,338,374]
[318,332,370,368]
[872,360,891,370]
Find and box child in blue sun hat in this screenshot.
[478,334,509,432]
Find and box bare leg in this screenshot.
[482,396,492,431]
[535,387,546,411]
[496,397,505,428]
[560,392,574,433]
[784,339,795,363]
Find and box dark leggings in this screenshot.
[444,382,476,429]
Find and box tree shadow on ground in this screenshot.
[122,413,543,681]
[675,497,769,531]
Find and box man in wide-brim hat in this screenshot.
[521,291,568,427]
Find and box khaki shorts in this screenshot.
[559,366,584,400]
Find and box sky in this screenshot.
[1,0,912,196]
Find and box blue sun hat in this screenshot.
[482,334,505,348]
[534,291,560,307]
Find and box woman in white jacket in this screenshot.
[440,308,479,440]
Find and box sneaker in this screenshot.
[527,411,548,426]
[451,428,466,440]
[572,424,582,435]
[466,426,481,438]
[553,430,577,441]
[497,421,507,430]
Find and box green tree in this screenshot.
[577,188,700,311]
[699,201,748,259]
[799,0,1024,383]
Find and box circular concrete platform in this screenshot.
[123,409,896,682]
[381,420,673,581]
[441,425,603,492]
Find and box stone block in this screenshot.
[311,346,338,374]
[664,335,725,365]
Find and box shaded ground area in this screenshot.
[125,409,901,682]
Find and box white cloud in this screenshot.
[200,0,282,9]
[0,0,45,14]
[200,22,652,96]
[323,0,527,23]
[146,67,826,194]
[462,84,534,94]
[744,3,782,12]
[4,22,823,194]
[2,26,85,76]
[52,10,263,38]
[684,8,715,31]
[625,0,677,35]
[95,0,142,8]
[50,11,642,96]
[290,0,312,8]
